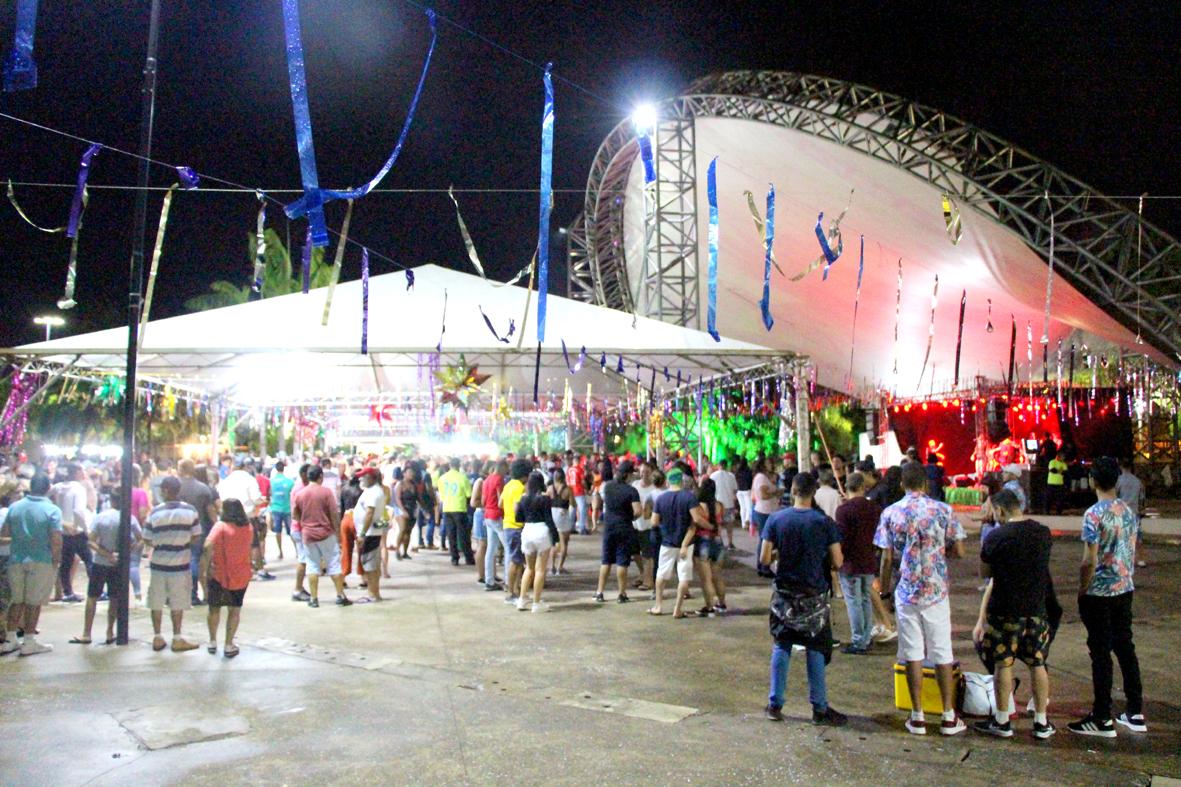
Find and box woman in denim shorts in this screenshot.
[692,478,727,615]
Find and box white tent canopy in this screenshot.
[7,264,782,406]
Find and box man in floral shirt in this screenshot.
[1068,457,1145,738]
[876,462,966,736]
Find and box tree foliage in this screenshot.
[183,228,334,312]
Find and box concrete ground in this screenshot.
[1,524,1178,786]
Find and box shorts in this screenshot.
[8,561,55,607]
[721,508,737,525]
[359,534,383,572]
[147,569,192,612]
[0,555,9,614]
[472,509,487,541]
[521,522,552,556]
[303,534,342,577]
[695,536,725,562]
[656,545,693,583]
[982,614,1051,668]
[87,563,125,599]
[601,527,634,567]
[271,511,292,534]
[553,508,574,534]
[293,530,307,561]
[895,597,953,664]
[502,528,525,565]
[207,577,247,608]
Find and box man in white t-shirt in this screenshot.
[54,463,94,603]
[710,459,739,549]
[752,458,780,578]
[353,468,388,603]
[814,470,843,519]
[631,461,660,590]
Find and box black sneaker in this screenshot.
[292,590,311,602]
[765,704,784,722]
[840,644,869,655]
[62,594,84,603]
[592,592,605,603]
[484,583,503,592]
[1116,713,1147,733]
[617,594,630,604]
[973,717,1014,738]
[308,598,320,608]
[1067,714,1116,738]
[191,597,206,607]
[1033,720,1057,739]
[336,595,353,607]
[812,706,848,727]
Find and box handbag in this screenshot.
[769,585,830,640]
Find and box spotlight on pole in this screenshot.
[631,103,658,135]
[33,314,65,341]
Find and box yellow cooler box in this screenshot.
[893,661,963,714]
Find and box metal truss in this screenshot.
[574,70,1181,361]
[640,117,700,327]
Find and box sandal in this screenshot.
[152,636,167,652]
[68,637,92,645]
[207,641,217,654]
[647,608,664,616]
[224,645,239,659]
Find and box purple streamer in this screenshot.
[361,248,369,354]
[2,0,38,93]
[176,166,200,190]
[405,269,415,290]
[616,356,624,374]
[67,144,101,238]
[560,340,586,374]
[479,306,515,343]
[301,227,312,294]
[436,289,448,353]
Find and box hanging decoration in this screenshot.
[300,227,312,294]
[847,235,865,388]
[941,193,963,245]
[1041,190,1055,344]
[561,340,587,374]
[2,0,38,92]
[743,189,783,275]
[140,170,197,351]
[6,180,64,232]
[706,156,720,341]
[0,372,36,447]
[953,289,966,387]
[891,258,903,378]
[448,186,486,278]
[436,288,448,353]
[320,199,354,325]
[915,274,939,392]
[405,269,415,290]
[360,247,370,354]
[790,190,853,282]
[96,376,125,407]
[1055,339,1064,409]
[479,306,515,344]
[758,184,776,331]
[1026,320,1034,399]
[536,63,555,343]
[283,7,438,244]
[249,195,267,299]
[1007,316,1017,393]
[986,298,994,333]
[636,127,656,185]
[57,143,101,310]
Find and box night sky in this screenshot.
[1,1,1178,348]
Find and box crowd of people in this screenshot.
[0,443,1151,741]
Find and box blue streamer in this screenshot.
[66,144,101,238]
[759,184,775,331]
[2,0,38,92]
[480,307,515,344]
[536,63,554,342]
[847,235,865,386]
[405,269,415,290]
[616,355,624,374]
[560,340,585,374]
[284,9,438,230]
[281,0,328,247]
[706,156,720,342]
[176,166,200,190]
[361,247,369,354]
[637,133,656,184]
[301,228,312,294]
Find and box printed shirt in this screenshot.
[1081,498,1137,596]
[565,465,586,496]
[144,501,201,572]
[500,479,526,529]
[353,484,389,536]
[874,491,965,607]
[438,469,473,514]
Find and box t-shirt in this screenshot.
[631,481,658,531]
[206,521,255,590]
[131,487,150,520]
[1115,471,1144,517]
[566,464,586,496]
[734,465,753,492]
[814,486,842,519]
[145,501,201,572]
[763,507,840,593]
[218,470,262,518]
[501,479,526,529]
[54,480,92,535]
[874,491,966,607]
[354,484,389,536]
[1081,498,1138,596]
[322,469,341,496]
[834,496,881,576]
[90,509,142,568]
[179,476,217,531]
[654,489,699,548]
[515,494,554,526]
[482,472,505,520]
[438,469,473,514]
[600,479,640,530]
[1047,457,1067,486]
[295,484,339,543]
[255,473,271,503]
[981,519,1052,617]
[710,470,738,509]
[752,473,779,515]
[269,473,295,513]
[5,495,63,564]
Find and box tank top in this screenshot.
[400,484,419,518]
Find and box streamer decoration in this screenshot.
[743,190,783,275]
[637,130,656,185]
[1026,320,1034,398]
[2,0,38,92]
[791,190,853,282]
[847,235,865,387]
[140,178,190,351]
[706,156,720,341]
[283,7,438,244]
[953,289,966,387]
[986,298,994,333]
[321,199,354,325]
[405,269,415,290]
[448,186,486,278]
[436,289,448,353]
[250,196,268,300]
[891,259,902,377]
[536,63,554,342]
[941,193,963,245]
[360,247,369,354]
[915,275,939,391]
[56,143,102,310]
[1007,316,1017,393]
[561,340,587,374]
[479,307,515,344]
[300,228,312,294]
[758,184,775,331]
[1041,190,1055,344]
[6,180,63,232]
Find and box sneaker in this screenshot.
[191,597,206,607]
[1033,720,1057,739]
[765,704,784,722]
[940,715,967,736]
[973,717,1013,738]
[812,706,848,727]
[484,584,503,592]
[504,595,518,605]
[840,644,869,655]
[531,602,548,613]
[18,638,52,657]
[617,594,630,604]
[1067,714,1116,738]
[1116,713,1147,733]
[292,590,311,602]
[62,594,84,603]
[714,603,728,614]
[877,628,898,643]
[335,595,353,607]
[905,718,927,736]
[592,592,605,603]
[308,598,320,608]
[1026,696,1037,717]
[0,639,21,655]
[258,571,276,581]
[516,598,529,611]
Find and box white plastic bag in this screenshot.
[962,672,1016,718]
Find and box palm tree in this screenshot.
[184,228,335,311]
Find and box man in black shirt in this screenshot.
[735,457,754,534]
[594,461,641,603]
[971,489,1055,740]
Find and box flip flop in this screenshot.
[68,637,91,645]
[647,608,664,616]
[207,641,217,654]
[224,645,239,658]
[103,638,116,645]
[355,596,377,604]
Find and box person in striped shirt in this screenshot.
[144,476,202,652]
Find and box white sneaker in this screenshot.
[878,628,898,643]
[531,602,548,614]
[0,638,21,655]
[516,598,529,611]
[19,638,53,657]
[871,624,884,638]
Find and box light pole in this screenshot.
[33,314,65,341]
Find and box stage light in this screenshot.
[33,314,65,341]
[631,103,658,135]
[922,402,928,411]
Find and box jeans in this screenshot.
[130,545,143,597]
[483,518,504,586]
[753,510,771,572]
[768,641,827,711]
[418,508,438,547]
[1079,591,1143,719]
[574,495,588,534]
[472,509,486,541]
[444,511,474,563]
[838,574,874,650]
[59,533,93,597]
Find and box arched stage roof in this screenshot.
[567,71,1180,395]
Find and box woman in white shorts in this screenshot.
[514,472,555,612]
[548,471,574,575]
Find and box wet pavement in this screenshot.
[1,525,1177,785]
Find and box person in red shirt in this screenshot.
[566,457,588,535]
[480,460,507,592]
[200,499,260,658]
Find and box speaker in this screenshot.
[986,398,1011,442]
